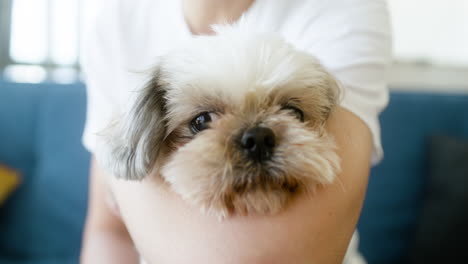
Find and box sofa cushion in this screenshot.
[408,135,468,263]
[358,92,468,264]
[0,83,40,217]
[0,82,90,262]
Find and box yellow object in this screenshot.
[0,165,20,205]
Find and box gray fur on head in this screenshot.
[97,69,167,180]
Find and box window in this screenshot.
[389,0,468,67]
[0,0,99,83]
[0,0,467,87]
[388,0,468,90]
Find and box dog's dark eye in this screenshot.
[282,106,304,122]
[190,112,215,134]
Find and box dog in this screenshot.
[97,24,341,218]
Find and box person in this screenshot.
[79,0,391,263]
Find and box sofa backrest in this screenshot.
[0,82,90,262]
[358,91,468,264]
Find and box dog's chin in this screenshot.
[161,120,340,219]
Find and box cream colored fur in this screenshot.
[97,23,341,217]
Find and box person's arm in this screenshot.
[107,106,371,264]
[288,106,373,264]
[80,157,140,264]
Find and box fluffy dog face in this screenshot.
[98,28,341,217]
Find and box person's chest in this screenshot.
[109,0,191,110]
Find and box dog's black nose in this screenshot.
[240,126,276,162]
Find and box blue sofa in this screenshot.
[0,82,89,264]
[1,81,467,264]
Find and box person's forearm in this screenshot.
[80,230,140,264]
[81,158,140,264]
[108,107,371,264]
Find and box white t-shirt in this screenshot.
[81,0,391,263]
[82,0,391,163]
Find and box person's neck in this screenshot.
[182,0,255,35]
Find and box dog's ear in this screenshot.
[98,69,167,180]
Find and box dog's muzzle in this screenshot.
[240,126,276,162]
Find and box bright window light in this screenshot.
[4,65,47,83]
[51,67,79,83]
[10,0,48,64]
[389,0,468,66]
[51,0,79,65]
[9,0,81,66]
